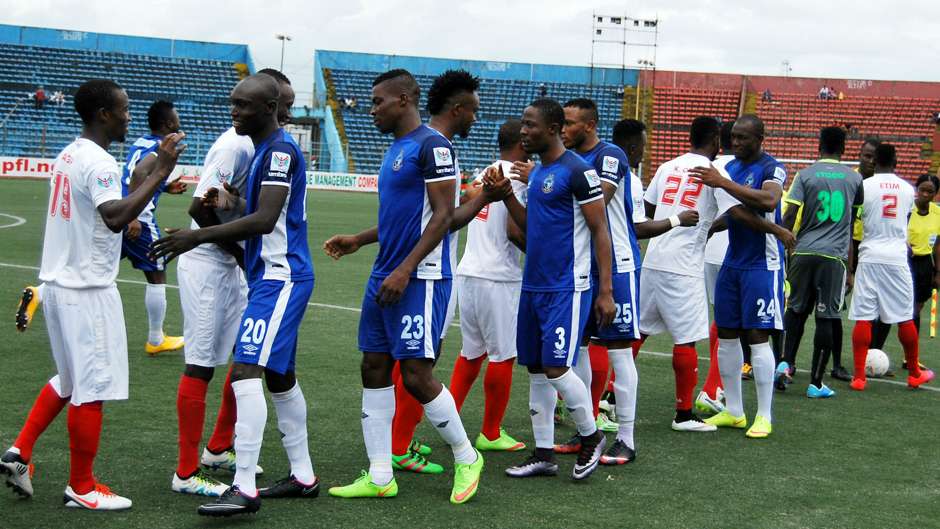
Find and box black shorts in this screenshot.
[786,253,846,319]
[911,254,935,304]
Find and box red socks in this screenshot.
[631,339,642,359]
[206,365,237,454]
[450,355,484,412]
[176,375,209,477]
[391,362,424,456]
[14,381,68,462]
[672,345,698,411]
[702,322,723,399]
[897,320,921,377]
[67,402,103,495]
[588,345,609,418]
[852,320,873,380]
[481,358,514,440]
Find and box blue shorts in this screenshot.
[358,277,451,360]
[584,270,640,342]
[714,267,784,330]
[233,279,313,374]
[122,222,164,272]
[517,289,592,368]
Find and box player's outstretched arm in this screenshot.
[690,165,781,212]
[727,205,796,250]
[188,197,245,267]
[129,148,187,195]
[376,179,455,306]
[98,132,186,233]
[150,184,287,262]
[634,208,699,239]
[323,226,377,260]
[451,165,512,232]
[581,199,616,328]
[507,215,525,252]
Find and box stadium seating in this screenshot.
[0,43,240,165]
[327,68,626,175]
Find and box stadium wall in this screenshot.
[316,50,638,87]
[312,64,348,172]
[0,23,253,66]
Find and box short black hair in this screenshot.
[528,98,564,131]
[874,143,896,167]
[719,121,734,151]
[563,98,599,122]
[147,100,175,131]
[862,136,881,149]
[372,68,420,102]
[915,173,940,191]
[427,69,479,115]
[819,126,847,155]
[257,68,291,85]
[497,118,522,151]
[612,118,646,145]
[74,79,123,125]
[690,116,720,148]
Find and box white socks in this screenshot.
[547,369,596,437]
[145,283,166,345]
[717,338,745,417]
[572,346,592,389]
[361,386,395,486]
[529,373,557,449]
[232,378,266,496]
[609,348,637,448]
[423,387,476,465]
[271,383,315,485]
[750,342,775,421]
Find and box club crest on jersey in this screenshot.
[584,169,601,187]
[744,172,755,187]
[96,174,114,188]
[270,152,291,173]
[216,169,232,184]
[602,155,619,174]
[542,173,555,194]
[392,149,404,171]
[433,147,453,167]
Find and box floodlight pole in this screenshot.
[276,34,292,72]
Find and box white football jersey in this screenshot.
[630,171,647,223]
[858,172,915,266]
[39,138,124,289]
[643,152,725,277]
[456,160,527,282]
[703,155,734,265]
[189,127,256,264]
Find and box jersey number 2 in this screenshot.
[881,194,898,219]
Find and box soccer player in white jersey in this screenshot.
[120,100,188,355]
[0,79,185,510]
[634,116,727,432]
[153,74,317,517]
[449,118,528,453]
[848,143,935,391]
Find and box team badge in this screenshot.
[602,156,619,174]
[541,173,555,194]
[96,174,114,188]
[744,172,755,187]
[584,169,601,187]
[216,169,232,184]
[773,166,786,184]
[392,149,404,171]
[270,151,291,173]
[433,147,453,167]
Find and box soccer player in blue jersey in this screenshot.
[121,100,188,355]
[152,74,317,516]
[496,98,616,480]
[690,115,795,439]
[323,69,484,504]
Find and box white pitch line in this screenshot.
[1,260,936,393]
[0,213,26,229]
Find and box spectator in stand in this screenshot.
[762,89,773,102]
[350,96,358,110]
[539,82,547,97]
[52,90,65,106]
[616,86,625,98]
[837,91,845,101]
[33,86,46,109]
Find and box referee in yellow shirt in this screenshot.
[908,174,940,334]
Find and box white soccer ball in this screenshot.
[865,349,890,377]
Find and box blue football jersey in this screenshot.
[523,150,604,292]
[122,134,166,226]
[243,128,314,283]
[721,152,787,271]
[372,124,458,280]
[578,141,641,274]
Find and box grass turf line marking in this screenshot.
[2,260,936,394]
[0,213,26,229]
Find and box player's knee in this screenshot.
[264,369,295,393]
[542,365,568,380]
[360,353,393,388]
[184,364,215,381]
[231,362,263,382]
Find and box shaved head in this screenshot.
[238,74,280,103]
[735,114,765,137]
[230,74,280,139]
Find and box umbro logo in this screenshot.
[361,412,369,419]
[406,339,421,348]
[529,409,538,416]
[436,421,449,428]
[566,407,577,414]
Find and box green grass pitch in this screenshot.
[0,178,937,528]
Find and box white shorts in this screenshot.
[440,279,458,340]
[639,269,710,344]
[849,262,914,324]
[178,253,248,368]
[456,276,521,362]
[704,262,721,305]
[43,284,128,405]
